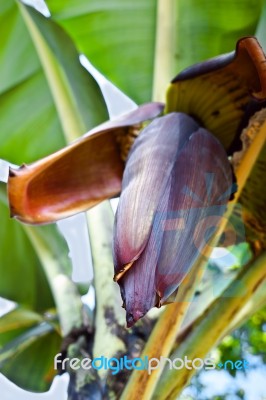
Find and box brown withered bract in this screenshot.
[7,103,163,224]
[166,37,266,152]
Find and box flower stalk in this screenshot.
[86,201,126,366]
[24,226,84,336]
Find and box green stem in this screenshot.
[153,251,266,400]
[25,226,84,336]
[171,263,266,358]
[86,202,126,369]
[152,0,177,101]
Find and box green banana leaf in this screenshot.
[0,307,44,347]
[0,196,55,311]
[46,0,263,103]
[0,0,108,165]
[0,307,61,392]
[0,1,64,164]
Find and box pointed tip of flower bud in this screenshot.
[126,309,145,328]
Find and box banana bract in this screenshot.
[8,103,163,224]
[166,37,266,153]
[113,113,233,327]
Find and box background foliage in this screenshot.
[0,0,265,398]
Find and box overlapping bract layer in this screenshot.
[7,103,163,224]
[113,113,233,327]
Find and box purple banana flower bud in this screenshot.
[113,113,233,327]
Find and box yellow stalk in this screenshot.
[234,119,266,200]
[154,251,266,400]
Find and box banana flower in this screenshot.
[113,112,234,326]
[6,37,266,326]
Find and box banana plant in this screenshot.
[0,1,265,399]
